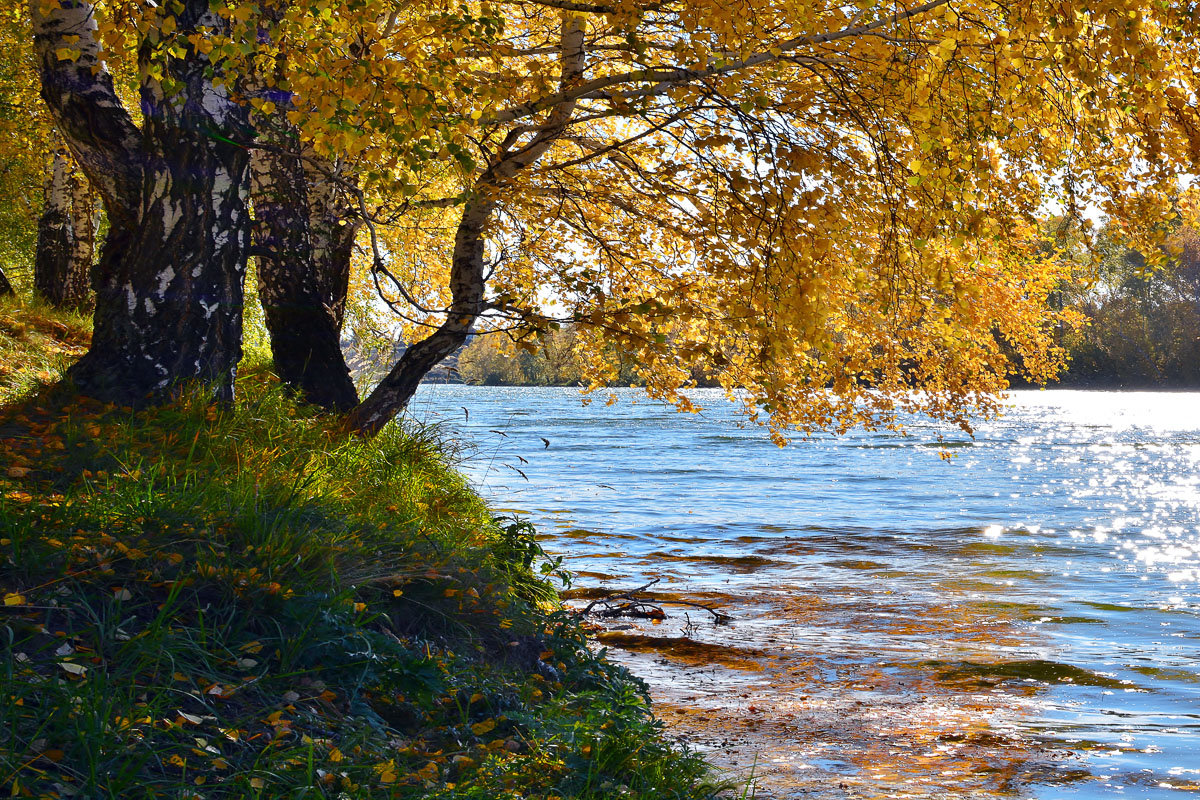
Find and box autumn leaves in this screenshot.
[16,0,1200,433]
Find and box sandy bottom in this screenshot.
[578,587,1092,799]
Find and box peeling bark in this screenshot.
[251,119,359,412]
[32,0,253,405]
[34,152,93,310]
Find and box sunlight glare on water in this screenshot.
[409,386,1200,799]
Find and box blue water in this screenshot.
[410,386,1200,798]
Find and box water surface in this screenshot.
[410,387,1200,798]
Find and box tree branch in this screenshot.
[487,0,950,125]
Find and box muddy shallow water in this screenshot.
[410,386,1200,798]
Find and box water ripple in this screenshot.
[410,386,1200,798]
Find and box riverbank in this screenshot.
[431,384,1200,799]
[0,298,719,799]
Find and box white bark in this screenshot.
[29,0,143,217]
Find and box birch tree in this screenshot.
[33,151,94,310]
[24,0,1200,438]
[30,0,253,404]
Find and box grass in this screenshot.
[0,296,722,799]
[0,296,90,404]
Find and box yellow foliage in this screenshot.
[23,0,1200,434]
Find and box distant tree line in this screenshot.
[457,328,637,387]
[1053,224,1200,388]
[455,327,721,388]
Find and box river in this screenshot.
[409,386,1200,799]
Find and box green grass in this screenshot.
[0,301,721,799]
[0,295,91,404]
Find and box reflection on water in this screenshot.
[408,387,1200,798]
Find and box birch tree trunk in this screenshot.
[251,124,358,412]
[345,15,587,436]
[34,151,92,310]
[346,195,493,435]
[31,0,253,405]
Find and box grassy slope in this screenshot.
[0,297,719,799]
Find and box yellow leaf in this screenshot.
[375,759,398,783]
[3,593,25,606]
[470,719,496,735]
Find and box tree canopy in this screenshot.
[16,0,1200,436]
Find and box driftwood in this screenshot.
[578,578,732,624]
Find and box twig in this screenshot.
[580,578,661,616]
[579,578,732,624]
